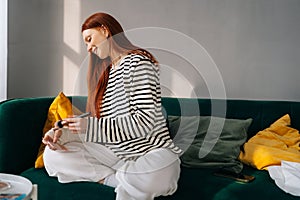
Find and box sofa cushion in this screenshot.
[239,114,300,170]
[168,115,252,173]
[35,92,82,168]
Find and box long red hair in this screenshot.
[82,13,158,118]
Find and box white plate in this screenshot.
[0,173,32,199]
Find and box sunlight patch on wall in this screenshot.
[63,0,81,94]
[63,0,80,53]
[63,57,79,95]
[160,64,195,98]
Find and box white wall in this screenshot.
[8,0,300,101]
[0,0,7,101]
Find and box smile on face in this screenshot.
[82,27,110,59]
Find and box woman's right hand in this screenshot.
[42,128,66,150]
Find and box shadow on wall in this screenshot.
[8,0,86,98]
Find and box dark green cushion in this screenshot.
[168,116,252,173]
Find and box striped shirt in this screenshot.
[85,53,182,160]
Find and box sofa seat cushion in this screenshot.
[21,166,298,200]
[172,166,299,200]
[21,168,115,200]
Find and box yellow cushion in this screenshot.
[35,92,82,168]
[239,114,300,170]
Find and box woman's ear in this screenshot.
[100,25,109,38]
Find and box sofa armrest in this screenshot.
[0,97,54,174]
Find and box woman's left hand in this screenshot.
[63,116,88,134]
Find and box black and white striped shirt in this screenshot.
[85,53,181,160]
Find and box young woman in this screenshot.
[42,12,181,200]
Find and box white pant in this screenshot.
[43,139,180,200]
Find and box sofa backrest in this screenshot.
[162,97,300,138]
[0,97,54,174]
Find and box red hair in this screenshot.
[81,13,158,118]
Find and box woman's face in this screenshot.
[82,27,109,59]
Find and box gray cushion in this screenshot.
[168,116,252,173]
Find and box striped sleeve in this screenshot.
[85,57,160,144]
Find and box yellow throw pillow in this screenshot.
[239,114,300,170]
[35,92,82,168]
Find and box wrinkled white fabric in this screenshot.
[43,129,180,200]
[114,148,180,200]
[268,161,300,196]
[44,142,118,183]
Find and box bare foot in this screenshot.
[98,179,105,184]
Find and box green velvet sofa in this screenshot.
[0,96,300,200]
